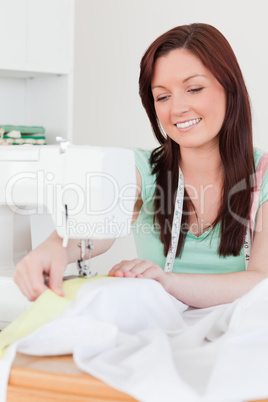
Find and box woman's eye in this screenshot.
[156,95,170,102]
[188,87,203,94]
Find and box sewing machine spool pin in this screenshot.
[77,239,94,277]
[56,136,70,153]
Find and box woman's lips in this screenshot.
[175,118,202,130]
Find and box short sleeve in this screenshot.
[254,149,268,208]
[259,169,268,206]
[133,148,156,203]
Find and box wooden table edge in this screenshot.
[8,364,137,401]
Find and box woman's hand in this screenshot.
[14,231,68,301]
[108,258,168,289]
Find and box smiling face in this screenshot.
[151,49,226,151]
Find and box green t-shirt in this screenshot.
[131,148,268,274]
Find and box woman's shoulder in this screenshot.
[132,147,152,164]
[132,148,155,201]
[253,147,268,167]
[253,147,268,207]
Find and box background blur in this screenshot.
[74,0,268,273]
[73,0,267,150]
[1,0,267,274]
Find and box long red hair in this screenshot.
[139,23,255,257]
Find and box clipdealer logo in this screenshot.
[4,170,137,228]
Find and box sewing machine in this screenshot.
[0,142,136,329]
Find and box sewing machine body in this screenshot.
[0,144,136,328]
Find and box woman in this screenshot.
[14,23,268,307]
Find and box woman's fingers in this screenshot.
[27,274,48,301]
[108,258,167,290]
[109,258,157,278]
[108,258,143,276]
[14,257,48,301]
[109,259,141,276]
[123,260,154,277]
[14,231,68,301]
[137,265,162,280]
[49,259,65,296]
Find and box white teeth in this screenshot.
[176,118,201,129]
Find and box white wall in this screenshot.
[72,0,268,274]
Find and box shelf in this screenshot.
[0,65,70,79]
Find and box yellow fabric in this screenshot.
[0,276,107,358]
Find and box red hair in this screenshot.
[139,23,255,257]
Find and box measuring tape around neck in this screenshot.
[164,168,184,273]
[164,168,252,273]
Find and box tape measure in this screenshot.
[163,155,268,273]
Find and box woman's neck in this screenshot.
[179,144,223,184]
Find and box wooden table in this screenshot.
[7,353,137,402]
[6,353,268,402]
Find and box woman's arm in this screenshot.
[14,167,142,301]
[14,231,115,301]
[109,200,268,308]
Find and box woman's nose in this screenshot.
[171,95,190,116]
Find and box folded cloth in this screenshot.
[0,125,45,134]
[1,276,268,402]
[0,136,46,145]
[4,133,46,140]
[5,130,21,138]
[0,125,46,145]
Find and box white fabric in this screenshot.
[1,277,268,402]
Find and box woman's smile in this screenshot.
[175,117,202,130]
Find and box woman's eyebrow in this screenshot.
[152,74,207,90]
[151,85,167,90]
[182,74,206,83]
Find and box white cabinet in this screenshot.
[0,0,74,143]
[0,0,77,328]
